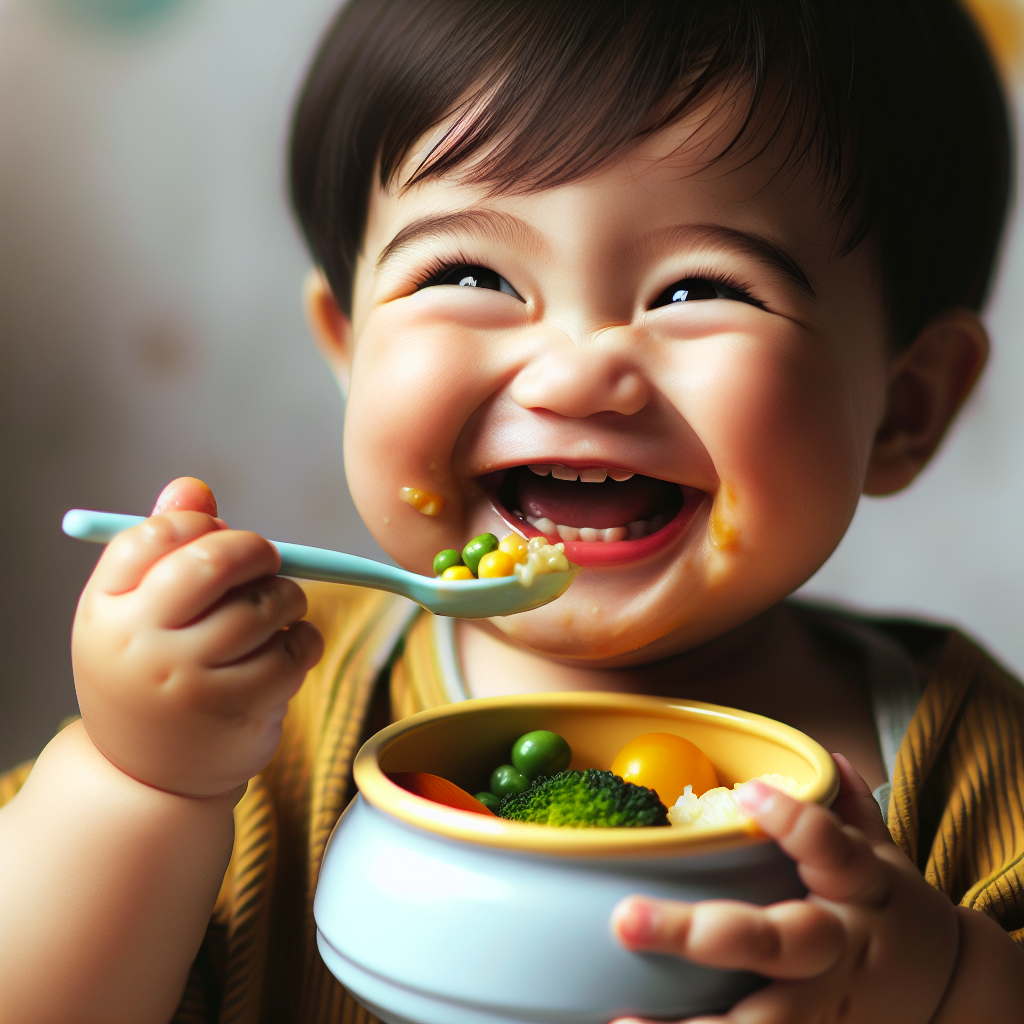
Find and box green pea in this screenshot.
[475,791,501,813]
[432,549,463,576]
[511,730,572,780]
[489,764,530,798]
[462,533,498,576]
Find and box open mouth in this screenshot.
[487,465,704,566]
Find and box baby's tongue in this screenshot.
[515,472,679,529]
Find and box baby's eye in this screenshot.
[420,263,522,299]
[650,277,763,310]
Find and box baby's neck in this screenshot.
[457,604,887,789]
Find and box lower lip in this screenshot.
[494,490,705,567]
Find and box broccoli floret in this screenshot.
[497,769,668,827]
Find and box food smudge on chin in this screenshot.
[400,486,445,516]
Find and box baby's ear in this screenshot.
[863,308,988,496]
[304,268,353,394]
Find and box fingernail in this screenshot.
[611,897,657,945]
[734,779,774,814]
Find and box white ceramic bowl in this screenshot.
[314,693,838,1024]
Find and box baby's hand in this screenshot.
[609,755,961,1024]
[72,477,323,798]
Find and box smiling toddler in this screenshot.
[1,2,1022,1022]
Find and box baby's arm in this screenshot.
[610,754,1024,1024]
[0,479,323,1024]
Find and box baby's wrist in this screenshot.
[927,906,1024,1024]
[55,719,245,808]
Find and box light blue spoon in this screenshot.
[62,509,578,618]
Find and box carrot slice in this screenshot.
[387,772,497,816]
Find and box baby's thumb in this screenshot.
[151,477,221,520]
[830,752,892,844]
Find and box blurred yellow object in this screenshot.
[441,566,474,581]
[963,0,1024,79]
[399,486,445,516]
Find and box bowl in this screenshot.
[314,692,838,1024]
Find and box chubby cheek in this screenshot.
[342,301,511,573]
[693,328,876,589]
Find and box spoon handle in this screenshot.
[61,509,415,592]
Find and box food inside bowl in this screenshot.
[390,726,803,830]
[499,769,668,826]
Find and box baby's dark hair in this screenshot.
[289,0,1011,348]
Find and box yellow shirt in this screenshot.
[3,583,1023,1023]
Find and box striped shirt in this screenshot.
[2,583,1022,1023]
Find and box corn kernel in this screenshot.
[399,486,445,517]
[498,533,529,564]
[441,565,475,581]
[477,550,516,578]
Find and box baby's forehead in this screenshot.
[374,107,848,273]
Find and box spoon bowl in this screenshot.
[61,509,578,618]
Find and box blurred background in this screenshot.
[1,0,1022,768]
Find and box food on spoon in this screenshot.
[498,533,529,564]
[610,732,720,806]
[432,548,463,576]
[498,769,668,827]
[399,486,445,516]
[462,533,499,575]
[387,772,496,816]
[478,550,517,578]
[513,536,570,587]
[432,531,569,583]
[511,730,573,780]
[667,774,804,829]
[489,763,531,798]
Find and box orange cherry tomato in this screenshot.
[610,732,719,806]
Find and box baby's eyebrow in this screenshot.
[646,224,816,298]
[376,209,547,272]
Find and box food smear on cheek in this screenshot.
[400,486,445,516]
[708,481,740,551]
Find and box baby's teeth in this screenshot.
[627,520,647,540]
[551,464,578,481]
[602,526,629,542]
[579,468,608,483]
[534,517,557,536]
[528,465,551,476]
[556,524,581,542]
[579,527,601,542]
[608,470,635,482]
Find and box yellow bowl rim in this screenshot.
[353,692,840,857]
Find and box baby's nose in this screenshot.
[509,329,651,419]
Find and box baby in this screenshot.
[2,1,1022,1022]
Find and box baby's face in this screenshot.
[340,111,890,663]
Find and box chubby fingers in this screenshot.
[191,576,313,666]
[733,782,890,906]
[135,528,283,628]
[611,895,844,979]
[88,510,229,597]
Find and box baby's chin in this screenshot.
[485,589,703,665]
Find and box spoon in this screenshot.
[61,509,578,619]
